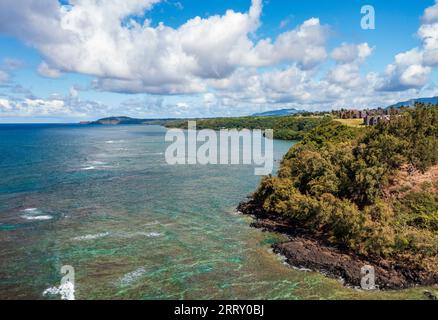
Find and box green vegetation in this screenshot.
[252,104,438,272]
[165,116,330,140]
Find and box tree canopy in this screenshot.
[253,104,438,271]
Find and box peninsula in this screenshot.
[239,103,438,289]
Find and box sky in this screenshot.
[1,0,438,122]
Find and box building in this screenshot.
[364,115,391,126]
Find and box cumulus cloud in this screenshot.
[0,97,67,116]
[377,1,438,92]
[331,43,373,64]
[0,94,112,119]
[326,63,363,88]
[205,42,429,114]
[0,0,330,94]
[0,99,13,111]
[208,65,354,111]
[377,49,429,91]
[240,18,329,70]
[1,0,438,118]
[326,43,373,88]
[422,0,438,23]
[418,22,438,66]
[37,61,63,78]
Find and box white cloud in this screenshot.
[327,64,362,88]
[0,99,13,111]
[376,49,431,91]
[422,0,438,23]
[243,18,328,70]
[0,0,330,94]
[37,61,62,78]
[1,0,438,118]
[176,102,189,109]
[331,43,373,64]
[399,64,432,87]
[0,98,66,116]
[326,43,373,88]
[208,65,357,111]
[418,22,438,66]
[0,94,113,118]
[377,1,438,92]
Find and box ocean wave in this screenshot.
[20,208,53,221]
[124,231,162,238]
[43,281,75,300]
[142,221,160,226]
[116,230,163,239]
[80,160,117,170]
[81,166,96,171]
[73,232,110,241]
[88,161,107,165]
[119,267,146,286]
[21,215,53,221]
[80,165,116,171]
[23,208,40,213]
[145,232,162,238]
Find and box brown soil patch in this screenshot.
[385,164,438,199]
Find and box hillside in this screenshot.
[252,108,305,117]
[240,104,438,288]
[389,96,438,109]
[89,116,177,125]
[165,116,330,140]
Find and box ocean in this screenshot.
[0,124,427,299]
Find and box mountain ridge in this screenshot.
[389,96,438,109]
[252,108,305,117]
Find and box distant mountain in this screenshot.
[252,108,305,117]
[88,116,177,125]
[388,96,438,109]
[90,116,144,125]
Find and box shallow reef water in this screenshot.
[0,124,432,300]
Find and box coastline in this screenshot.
[238,199,438,292]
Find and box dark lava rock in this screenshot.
[239,200,438,290]
[273,238,407,289]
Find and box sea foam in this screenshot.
[81,166,96,171]
[43,281,75,300]
[73,232,110,241]
[21,215,53,221]
[146,232,162,238]
[20,208,53,221]
[119,267,146,286]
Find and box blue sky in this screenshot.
[1,0,438,122]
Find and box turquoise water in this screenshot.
[0,124,429,299]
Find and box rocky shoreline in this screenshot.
[238,200,438,292]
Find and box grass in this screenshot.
[334,118,365,128]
